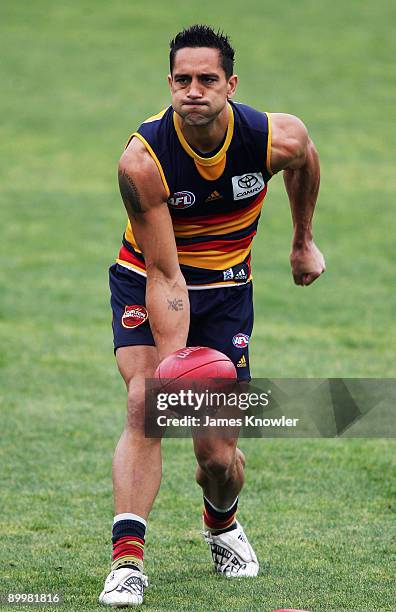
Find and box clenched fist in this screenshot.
[290,240,325,286]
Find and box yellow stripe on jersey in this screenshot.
[173,103,234,167]
[116,261,252,288]
[172,196,265,238]
[143,108,168,123]
[177,247,249,270]
[130,132,171,196]
[266,112,273,176]
[124,108,168,149]
[125,222,141,250]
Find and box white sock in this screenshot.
[204,496,238,513]
[113,513,147,527]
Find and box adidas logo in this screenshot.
[205,190,223,203]
[237,355,247,368]
[234,269,247,281]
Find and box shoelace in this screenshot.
[116,570,149,590]
[203,530,239,572]
[127,572,149,588]
[140,574,149,588]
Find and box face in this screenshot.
[168,47,237,126]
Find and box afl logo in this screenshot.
[237,175,258,189]
[232,333,250,348]
[168,191,196,209]
[122,305,148,329]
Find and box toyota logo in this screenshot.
[238,175,258,189]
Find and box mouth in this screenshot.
[182,102,207,107]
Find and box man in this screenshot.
[99,24,325,607]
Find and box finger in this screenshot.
[302,272,320,286]
[293,273,304,285]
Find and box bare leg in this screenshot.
[112,346,161,520]
[193,437,245,508]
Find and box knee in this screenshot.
[196,446,236,481]
[125,377,147,429]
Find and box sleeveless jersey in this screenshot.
[116,100,273,288]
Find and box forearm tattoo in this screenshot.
[118,169,142,216]
[167,298,184,311]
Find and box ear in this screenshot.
[226,75,238,99]
[167,74,173,89]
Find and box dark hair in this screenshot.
[169,24,235,79]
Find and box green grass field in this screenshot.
[1,1,395,610]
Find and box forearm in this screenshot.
[283,139,320,246]
[146,267,190,361]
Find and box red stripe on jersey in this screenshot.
[176,230,256,253]
[118,245,145,268]
[173,188,267,226]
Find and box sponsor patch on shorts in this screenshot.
[121,305,148,329]
[232,333,250,348]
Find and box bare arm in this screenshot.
[118,137,189,360]
[270,113,325,286]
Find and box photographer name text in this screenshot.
[156,414,299,428]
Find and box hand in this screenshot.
[290,240,326,286]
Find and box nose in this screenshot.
[187,78,203,99]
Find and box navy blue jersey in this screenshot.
[117,100,273,288]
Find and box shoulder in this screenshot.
[124,106,172,151]
[231,101,269,130]
[141,107,170,125]
[269,113,309,173]
[120,108,172,199]
[119,135,157,178]
[118,135,169,203]
[136,106,172,139]
[270,113,308,145]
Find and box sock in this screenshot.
[111,513,146,572]
[203,497,238,534]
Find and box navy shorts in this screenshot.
[109,263,254,380]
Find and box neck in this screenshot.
[178,103,229,154]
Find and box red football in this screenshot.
[154,346,237,383]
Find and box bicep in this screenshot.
[118,136,168,217]
[269,113,309,173]
[118,138,179,279]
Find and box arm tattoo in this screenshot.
[167,298,184,311]
[118,169,142,216]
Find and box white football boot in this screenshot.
[99,567,148,607]
[203,520,259,577]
